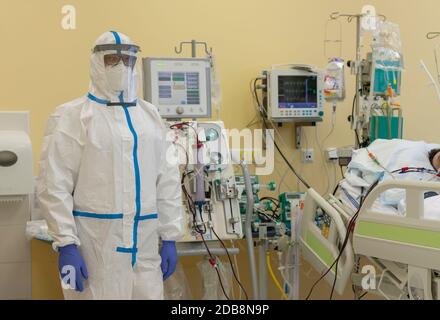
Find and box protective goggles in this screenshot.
[104,54,137,68]
[93,43,141,68]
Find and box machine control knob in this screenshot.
[176,106,184,115]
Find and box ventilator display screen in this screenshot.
[157,71,201,105]
[143,57,211,118]
[278,75,318,108]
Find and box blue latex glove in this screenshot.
[58,244,88,292]
[160,240,178,280]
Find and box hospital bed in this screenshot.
[301,179,440,300]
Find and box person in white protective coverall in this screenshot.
[37,31,184,299]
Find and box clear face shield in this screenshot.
[93,43,141,105]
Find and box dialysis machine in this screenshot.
[142,41,245,254]
[168,120,244,242]
[142,53,243,244]
[142,41,256,300]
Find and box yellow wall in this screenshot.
[3,0,440,299]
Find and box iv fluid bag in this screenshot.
[323,58,346,102]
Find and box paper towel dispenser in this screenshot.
[0,112,33,197]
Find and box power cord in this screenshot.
[180,165,230,299]
[251,78,312,190]
[211,227,249,300]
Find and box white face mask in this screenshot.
[104,62,133,94]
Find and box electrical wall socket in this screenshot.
[326,147,338,161]
[301,149,314,163]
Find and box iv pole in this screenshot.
[329,11,386,148]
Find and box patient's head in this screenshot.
[429,148,440,171]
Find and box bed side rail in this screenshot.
[354,180,440,271]
[300,188,354,295]
[362,180,440,220]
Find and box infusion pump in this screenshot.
[168,121,243,242]
[262,65,324,123]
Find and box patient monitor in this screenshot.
[262,65,324,123]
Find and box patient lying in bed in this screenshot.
[429,148,440,171]
[338,139,440,219]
